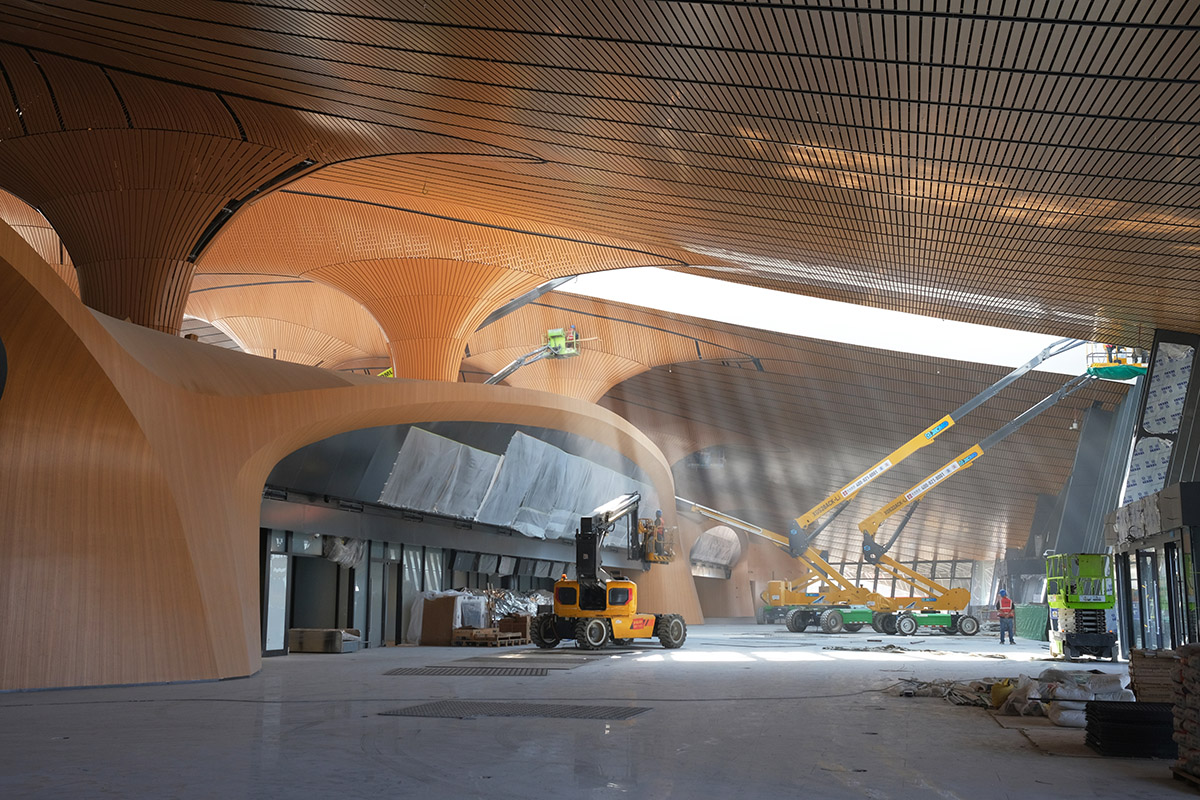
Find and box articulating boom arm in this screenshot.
[484,344,554,384]
[577,492,641,583]
[792,338,1084,538]
[858,372,1098,563]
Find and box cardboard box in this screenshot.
[421,596,458,646]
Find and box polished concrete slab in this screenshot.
[0,623,1184,799]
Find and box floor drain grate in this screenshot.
[380,701,650,720]
[384,667,547,677]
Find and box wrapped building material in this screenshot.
[378,428,501,518]
[1173,644,1200,780]
[379,429,660,546]
[1131,648,1179,702]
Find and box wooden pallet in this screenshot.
[1172,767,1200,792]
[451,632,530,647]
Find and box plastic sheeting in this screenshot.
[476,432,659,547]
[322,536,366,568]
[689,525,742,567]
[378,427,500,518]
[379,428,660,547]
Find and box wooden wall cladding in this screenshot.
[185,275,388,369]
[0,219,691,691]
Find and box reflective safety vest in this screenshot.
[998,596,1015,618]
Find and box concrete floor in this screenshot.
[0,622,1187,799]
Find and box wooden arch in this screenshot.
[0,221,698,691]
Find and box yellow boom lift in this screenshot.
[531,492,687,650]
[680,341,1095,635]
[681,500,894,633]
[744,338,1085,626]
[857,372,1099,635]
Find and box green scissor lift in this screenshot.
[1046,553,1118,661]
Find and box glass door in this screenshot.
[1137,549,1162,650]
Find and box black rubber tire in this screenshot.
[785,608,809,633]
[755,605,767,625]
[844,623,864,632]
[530,613,560,649]
[575,618,609,650]
[897,614,919,635]
[870,612,884,633]
[957,615,980,636]
[820,609,845,634]
[943,618,959,635]
[658,614,687,649]
[881,614,898,635]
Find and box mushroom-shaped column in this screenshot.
[186,275,389,370]
[198,172,692,380]
[0,50,313,333]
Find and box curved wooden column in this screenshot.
[308,258,544,381]
[0,127,300,334]
[195,180,689,382]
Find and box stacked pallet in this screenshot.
[451,623,530,647]
[1131,648,1179,702]
[1085,701,1176,758]
[1173,644,1200,786]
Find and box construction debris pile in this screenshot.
[1173,645,1200,782]
[893,669,1135,729]
[888,678,992,707]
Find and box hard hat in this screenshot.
[655,509,663,516]
[999,589,1007,597]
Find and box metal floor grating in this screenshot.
[380,700,650,720]
[383,666,547,677]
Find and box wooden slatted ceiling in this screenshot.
[180,317,242,351]
[0,40,528,335]
[1,4,1199,342]
[185,274,389,369]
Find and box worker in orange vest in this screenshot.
[997,589,1016,644]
